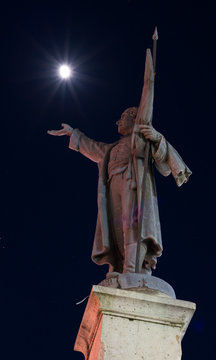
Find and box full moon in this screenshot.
[59,64,72,79]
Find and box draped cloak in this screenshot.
[69,128,191,269]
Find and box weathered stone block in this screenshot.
[74,285,195,360]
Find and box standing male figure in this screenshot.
[48,107,191,276]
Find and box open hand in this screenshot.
[47,123,73,137]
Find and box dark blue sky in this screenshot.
[0,1,215,359]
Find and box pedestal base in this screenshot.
[99,273,176,298]
[74,285,196,360]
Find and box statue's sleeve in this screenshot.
[151,136,192,187]
[69,128,109,163]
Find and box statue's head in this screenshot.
[116,107,138,135]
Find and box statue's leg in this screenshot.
[123,239,148,273]
[108,174,125,273]
[122,174,147,273]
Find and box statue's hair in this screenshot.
[124,107,138,120]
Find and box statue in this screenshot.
[47,108,191,276]
[47,36,191,284]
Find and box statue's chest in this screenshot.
[109,137,131,163]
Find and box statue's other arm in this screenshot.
[138,125,192,186]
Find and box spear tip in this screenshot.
[152,26,158,40]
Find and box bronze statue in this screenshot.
[47,107,191,277]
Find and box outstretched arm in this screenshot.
[48,123,109,163]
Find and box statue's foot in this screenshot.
[106,271,120,279]
[141,267,152,276]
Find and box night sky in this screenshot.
[1,1,215,359]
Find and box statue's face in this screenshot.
[116,108,136,135]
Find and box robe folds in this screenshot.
[69,128,191,269]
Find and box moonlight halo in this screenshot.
[59,64,72,79]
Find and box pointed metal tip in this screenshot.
[152,26,158,40]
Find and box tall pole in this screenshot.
[135,27,158,273]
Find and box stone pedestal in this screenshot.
[74,285,196,360]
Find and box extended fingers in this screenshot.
[47,129,59,135]
[48,123,69,135]
[47,128,66,136]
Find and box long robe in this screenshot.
[69,128,191,269]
